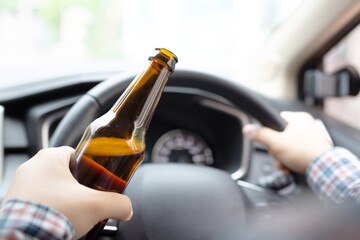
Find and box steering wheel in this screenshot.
[50,70,287,240]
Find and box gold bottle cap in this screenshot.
[149,48,178,72]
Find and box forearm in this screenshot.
[0,199,75,240]
[306,147,360,204]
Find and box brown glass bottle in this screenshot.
[72,48,178,239]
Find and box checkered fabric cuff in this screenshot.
[306,147,360,204]
[0,199,75,240]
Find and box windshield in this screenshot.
[0,0,304,88]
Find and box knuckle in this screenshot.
[15,162,27,174]
[36,148,50,158]
[122,195,132,211]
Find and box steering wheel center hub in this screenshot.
[118,164,247,240]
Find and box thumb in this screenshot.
[242,124,279,146]
[95,191,133,221]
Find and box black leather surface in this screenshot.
[118,164,247,240]
[50,70,286,148]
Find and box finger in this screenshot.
[56,146,76,168]
[276,161,290,176]
[41,146,75,165]
[31,147,76,178]
[280,111,295,120]
[53,146,75,161]
[242,124,260,138]
[242,124,280,146]
[95,192,133,221]
[280,111,313,122]
[35,146,74,160]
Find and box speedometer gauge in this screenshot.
[151,129,214,165]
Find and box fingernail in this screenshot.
[126,210,133,221]
[242,124,259,138]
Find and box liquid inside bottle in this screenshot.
[77,137,145,193]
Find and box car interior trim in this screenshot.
[164,85,233,105]
[199,99,251,180]
[26,96,80,155]
[0,106,4,184]
[41,109,71,149]
[236,180,270,194]
[163,86,252,179]
[0,72,114,103]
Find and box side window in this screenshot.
[323,24,360,129]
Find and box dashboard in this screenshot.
[0,70,287,189]
[145,87,251,179]
[0,70,299,239]
[18,82,252,179]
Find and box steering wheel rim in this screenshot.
[49,70,287,240]
[50,70,286,148]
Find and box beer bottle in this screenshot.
[72,48,178,239]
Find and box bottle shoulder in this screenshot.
[87,113,145,140]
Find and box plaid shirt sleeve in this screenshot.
[0,199,75,240]
[306,147,360,204]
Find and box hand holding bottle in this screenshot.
[3,147,133,239]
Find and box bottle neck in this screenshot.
[134,68,170,130]
[109,61,171,138]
